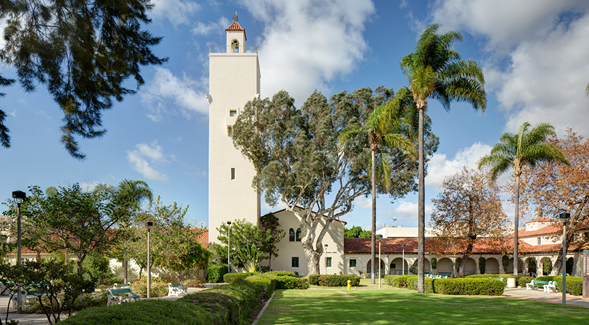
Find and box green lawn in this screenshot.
[257,287,588,325]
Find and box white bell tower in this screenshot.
[208,13,261,244]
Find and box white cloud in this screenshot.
[431,1,589,138]
[192,17,231,36]
[141,67,209,121]
[239,0,375,102]
[354,196,372,209]
[394,201,432,221]
[150,0,201,25]
[426,142,492,189]
[79,181,99,192]
[127,142,168,181]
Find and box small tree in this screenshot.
[259,213,286,270]
[431,257,437,274]
[479,257,486,274]
[502,255,510,272]
[214,219,273,272]
[409,260,418,275]
[527,257,537,275]
[543,258,553,275]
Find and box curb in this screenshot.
[252,290,276,325]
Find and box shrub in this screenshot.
[308,274,320,285]
[384,275,414,288]
[517,276,534,288]
[316,275,360,287]
[208,264,228,283]
[536,276,583,295]
[527,257,537,274]
[478,257,486,274]
[265,271,296,277]
[60,279,265,325]
[223,272,257,283]
[182,278,206,288]
[433,278,504,296]
[409,261,418,275]
[502,255,509,270]
[431,257,437,271]
[406,276,435,293]
[246,275,277,299]
[131,279,169,298]
[274,276,309,289]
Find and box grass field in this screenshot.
[257,285,589,325]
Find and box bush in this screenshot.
[308,274,320,285]
[182,278,206,288]
[384,275,414,288]
[536,276,583,295]
[29,291,108,314]
[274,276,309,289]
[208,264,228,283]
[315,275,360,287]
[131,279,169,297]
[433,278,504,296]
[246,275,277,299]
[517,276,534,288]
[478,257,486,274]
[60,279,265,325]
[223,272,257,283]
[265,271,296,277]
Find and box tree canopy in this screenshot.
[344,226,371,239]
[0,0,167,158]
[232,87,438,274]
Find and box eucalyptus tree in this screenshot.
[339,87,417,283]
[0,0,167,158]
[478,122,569,275]
[232,87,438,275]
[400,23,486,293]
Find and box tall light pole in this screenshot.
[560,212,570,305]
[146,221,153,299]
[227,221,232,273]
[402,243,406,276]
[12,190,26,314]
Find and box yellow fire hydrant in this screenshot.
[347,279,351,290]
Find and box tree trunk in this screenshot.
[417,108,425,293]
[459,240,474,277]
[371,148,376,284]
[513,175,520,275]
[303,242,321,275]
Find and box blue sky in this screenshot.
[2,0,589,232]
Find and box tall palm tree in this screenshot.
[478,122,569,275]
[400,24,486,293]
[116,179,153,282]
[339,87,416,284]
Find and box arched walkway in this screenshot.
[366,258,385,277]
[539,257,552,276]
[525,257,538,276]
[507,258,524,274]
[389,257,408,275]
[464,257,476,275]
[485,257,500,274]
[437,257,453,275]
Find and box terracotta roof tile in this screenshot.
[225,22,247,41]
[526,217,552,223]
[518,224,562,238]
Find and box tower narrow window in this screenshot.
[289,228,295,242]
[292,257,299,268]
[231,39,239,53]
[296,228,302,242]
[231,168,235,180]
[230,110,237,117]
[326,257,332,268]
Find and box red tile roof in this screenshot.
[518,224,562,238]
[225,22,247,41]
[526,217,552,223]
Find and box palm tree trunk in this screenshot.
[513,175,520,275]
[417,109,425,293]
[371,148,376,284]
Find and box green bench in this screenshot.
[106,287,141,306]
[10,290,46,309]
[168,282,188,296]
[526,279,550,290]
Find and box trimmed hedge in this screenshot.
[60,279,265,325]
[308,274,320,285]
[208,264,228,283]
[536,276,583,296]
[316,275,361,287]
[466,274,533,288]
[265,271,296,277]
[387,275,504,295]
[274,275,309,289]
[223,272,258,283]
[246,275,277,299]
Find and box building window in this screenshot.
[230,110,237,117]
[231,168,235,180]
[289,228,295,242]
[390,263,396,269]
[349,259,356,268]
[537,237,542,245]
[227,125,232,137]
[296,228,302,242]
[326,257,332,268]
[292,257,299,268]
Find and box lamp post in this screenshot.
[12,190,26,314]
[402,243,406,276]
[559,212,570,305]
[146,221,154,299]
[227,221,232,273]
[324,244,328,275]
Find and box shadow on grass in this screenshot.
[260,288,589,325]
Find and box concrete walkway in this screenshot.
[0,287,209,324]
[503,287,589,308]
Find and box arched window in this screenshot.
[296,228,302,242]
[289,228,295,242]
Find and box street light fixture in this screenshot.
[227,221,232,273]
[402,243,406,276]
[145,221,154,299]
[559,212,570,305]
[12,190,26,314]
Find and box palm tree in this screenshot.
[339,87,416,284]
[478,122,569,275]
[400,24,486,293]
[116,179,153,282]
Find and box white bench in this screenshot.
[168,282,188,296]
[544,281,558,293]
[107,288,141,306]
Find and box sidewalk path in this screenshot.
[503,287,589,308]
